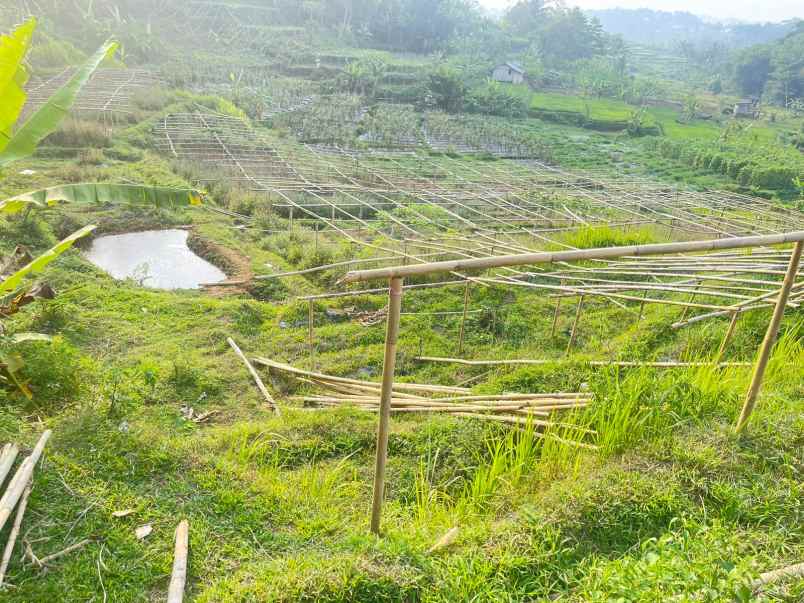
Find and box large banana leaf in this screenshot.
[0,225,95,294]
[0,37,119,167]
[0,183,203,215]
[0,19,36,152]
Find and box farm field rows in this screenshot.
[0,4,803,602]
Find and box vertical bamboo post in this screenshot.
[370,277,404,535]
[736,242,803,433]
[638,290,648,322]
[714,311,739,365]
[679,282,700,322]
[550,296,563,337]
[457,281,471,355]
[308,300,315,368]
[566,295,585,356]
[289,206,294,232]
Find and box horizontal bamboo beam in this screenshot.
[342,232,804,283]
[414,356,752,368]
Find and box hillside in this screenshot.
[587,8,797,48]
[0,2,803,601]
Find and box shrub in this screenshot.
[44,118,111,148]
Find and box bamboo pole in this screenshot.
[736,241,803,433]
[0,444,19,489]
[714,312,739,365]
[370,277,403,535]
[342,232,804,283]
[413,356,751,368]
[457,281,471,355]
[308,300,315,368]
[167,520,189,603]
[638,290,648,321]
[0,430,51,533]
[0,479,31,586]
[253,357,469,394]
[567,296,585,356]
[227,338,280,416]
[551,289,562,337]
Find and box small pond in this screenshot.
[85,229,226,290]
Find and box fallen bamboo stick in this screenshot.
[414,356,752,368]
[0,479,31,585]
[227,338,280,416]
[167,520,189,603]
[751,562,804,591]
[0,444,19,489]
[300,377,426,400]
[310,401,588,414]
[296,393,591,404]
[0,430,51,533]
[427,527,460,554]
[253,356,470,394]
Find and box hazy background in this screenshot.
[478,1,803,23]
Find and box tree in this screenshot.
[733,45,772,97]
[539,8,605,66]
[427,66,467,113]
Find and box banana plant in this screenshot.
[1,226,96,398]
[0,21,202,399]
[1,183,203,215]
[0,18,119,168]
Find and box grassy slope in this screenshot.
[0,105,802,601]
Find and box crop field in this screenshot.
[1,4,804,602]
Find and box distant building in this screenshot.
[491,62,525,85]
[734,98,759,118]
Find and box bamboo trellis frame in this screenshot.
[339,232,804,535]
[22,69,161,119]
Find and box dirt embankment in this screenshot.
[187,230,254,296]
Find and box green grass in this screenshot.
[0,83,802,601]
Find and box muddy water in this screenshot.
[85,229,226,290]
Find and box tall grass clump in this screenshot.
[458,421,586,513]
[44,118,111,148]
[559,225,659,250]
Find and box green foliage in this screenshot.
[1,183,202,215]
[43,118,111,149]
[0,19,35,153]
[466,81,528,118]
[559,225,658,249]
[0,36,119,167]
[644,135,803,193]
[427,66,467,113]
[0,225,95,294]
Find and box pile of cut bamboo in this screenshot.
[0,430,51,586]
[253,357,594,444]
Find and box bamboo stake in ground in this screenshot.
[551,290,562,337]
[227,338,280,416]
[308,300,315,369]
[736,242,803,433]
[566,296,585,356]
[370,277,403,536]
[0,479,31,586]
[457,281,471,355]
[167,520,189,603]
[714,312,739,365]
[0,430,51,533]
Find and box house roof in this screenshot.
[496,62,524,74]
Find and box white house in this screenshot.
[491,62,525,85]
